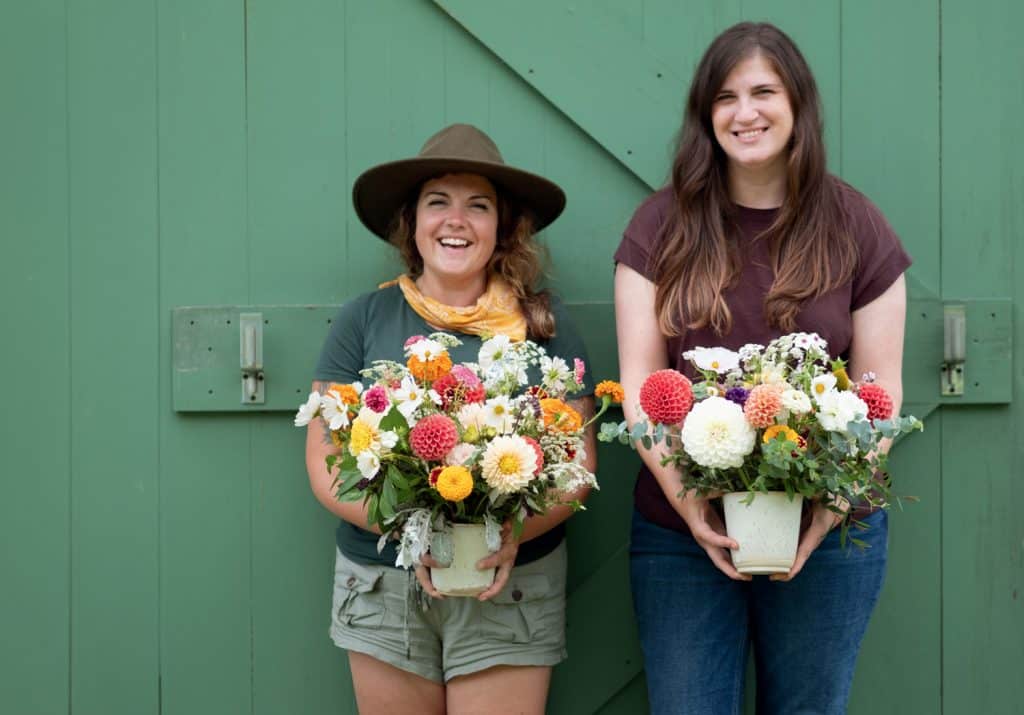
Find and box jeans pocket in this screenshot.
[479,574,550,643]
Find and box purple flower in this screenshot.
[725,386,750,407]
[364,385,390,413]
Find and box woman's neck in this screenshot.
[727,160,787,209]
[415,272,487,307]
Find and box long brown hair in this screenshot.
[386,180,555,339]
[653,22,857,336]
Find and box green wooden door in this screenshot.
[2,1,1021,714]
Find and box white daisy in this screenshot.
[478,334,512,370]
[810,374,838,404]
[539,355,572,393]
[456,402,488,432]
[293,391,321,427]
[319,392,351,430]
[393,375,427,425]
[483,396,516,434]
[408,338,446,362]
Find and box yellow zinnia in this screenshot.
[349,419,374,456]
[435,466,474,502]
[762,424,802,447]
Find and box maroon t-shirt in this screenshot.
[614,180,912,533]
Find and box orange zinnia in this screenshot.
[329,382,361,406]
[407,352,453,382]
[540,398,583,433]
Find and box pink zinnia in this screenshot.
[363,385,389,413]
[574,358,586,386]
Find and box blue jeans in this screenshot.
[630,508,888,715]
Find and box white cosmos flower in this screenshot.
[320,392,352,430]
[408,338,445,362]
[484,396,516,434]
[456,402,488,431]
[816,390,868,433]
[294,391,321,427]
[481,435,537,494]
[478,335,512,370]
[356,450,381,480]
[691,347,740,374]
[780,388,812,415]
[680,396,756,469]
[539,355,572,393]
[393,375,426,425]
[810,374,838,404]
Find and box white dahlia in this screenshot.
[480,435,538,494]
[680,396,756,469]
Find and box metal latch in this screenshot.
[941,304,965,396]
[240,312,265,404]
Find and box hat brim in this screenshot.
[352,157,566,239]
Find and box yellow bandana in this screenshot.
[383,274,527,342]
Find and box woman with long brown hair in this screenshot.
[307,124,595,713]
[614,23,910,713]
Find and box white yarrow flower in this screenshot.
[294,391,321,427]
[691,347,740,374]
[680,396,756,469]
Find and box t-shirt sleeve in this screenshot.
[313,295,366,383]
[547,295,595,398]
[613,189,670,281]
[849,193,913,311]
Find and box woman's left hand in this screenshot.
[771,500,846,582]
[475,522,520,602]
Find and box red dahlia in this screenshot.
[858,382,894,421]
[409,414,459,461]
[639,369,694,425]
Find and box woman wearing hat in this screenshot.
[304,124,595,713]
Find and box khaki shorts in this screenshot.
[330,541,568,683]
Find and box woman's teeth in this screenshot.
[736,128,767,139]
[439,237,469,247]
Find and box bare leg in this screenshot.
[446,665,552,715]
[348,651,445,715]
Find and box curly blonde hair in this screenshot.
[385,181,555,339]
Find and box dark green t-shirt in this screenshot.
[313,283,593,566]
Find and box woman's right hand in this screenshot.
[676,492,751,582]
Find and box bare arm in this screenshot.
[615,264,748,581]
[304,380,380,534]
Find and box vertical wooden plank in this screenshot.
[840,3,943,713]
[941,1,1024,713]
[156,0,252,712]
[342,0,448,296]
[642,0,743,78]
[66,0,160,711]
[0,4,71,713]
[243,0,353,712]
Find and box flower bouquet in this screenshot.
[296,333,617,595]
[600,332,922,573]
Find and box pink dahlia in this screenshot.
[409,414,459,461]
[858,382,893,421]
[743,384,784,428]
[639,370,694,425]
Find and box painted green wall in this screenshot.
[2,1,1020,713]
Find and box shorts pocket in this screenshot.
[479,574,551,643]
[333,561,385,629]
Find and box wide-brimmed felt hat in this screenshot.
[352,123,566,239]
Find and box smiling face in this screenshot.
[711,53,794,178]
[413,173,499,298]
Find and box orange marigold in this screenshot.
[540,398,583,432]
[329,382,361,406]
[762,424,804,448]
[407,352,453,382]
[595,380,625,404]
